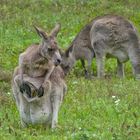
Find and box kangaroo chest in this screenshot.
[25,58,49,77]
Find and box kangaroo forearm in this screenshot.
[20,68,24,83]
[23,93,39,102]
[44,65,55,81]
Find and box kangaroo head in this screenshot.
[61,50,75,75]
[34,23,62,66]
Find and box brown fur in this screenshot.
[12,24,67,129]
[19,24,62,92]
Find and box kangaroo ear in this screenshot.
[69,52,73,59]
[59,48,65,56]
[34,26,48,39]
[50,23,61,37]
[65,45,73,57]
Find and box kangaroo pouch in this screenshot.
[13,74,52,125]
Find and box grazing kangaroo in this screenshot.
[19,24,62,97]
[62,15,140,79]
[12,65,67,129]
[90,15,140,79]
[61,22,95,78]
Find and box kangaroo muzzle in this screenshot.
[53,50,62,66]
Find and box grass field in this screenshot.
[0,0,140,139]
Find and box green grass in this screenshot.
[0,0,140,139]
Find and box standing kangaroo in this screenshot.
[19,24,62,97]
[61,22,94,78]
[90,15,140,79]
[12,65,67,129]
[12,24,67,129]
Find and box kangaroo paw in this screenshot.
[37,86,44,97]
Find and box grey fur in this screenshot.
[90,15,140,79]
[62,15,140,79]
[19,24,62,92]
[61,23,95,78]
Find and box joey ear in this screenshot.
[50,23,61,37]
[34,26,48,39]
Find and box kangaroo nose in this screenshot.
[57,59,61,64]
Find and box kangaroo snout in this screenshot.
[53,50,62,66]
[55,58,62,66]
[57,58,61,64]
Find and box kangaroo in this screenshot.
[12,23,67,128]
[19,24,62,97]
[90,15,140,79]
[61,15,140,79]
[61,22,95,78]
[12,65,67,129]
